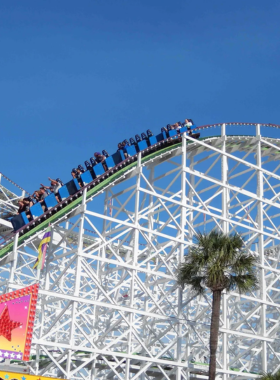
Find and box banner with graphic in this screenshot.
[0,284,39,361]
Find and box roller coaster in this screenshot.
[2,123,199,255]
[0,122,280,380]
[9,124,198,235]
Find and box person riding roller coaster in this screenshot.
[17,198,33,220]
[40,178,62,202]
[32,188,48,212]
[71,168,83,188]
[182,119,200,139]
[94,152,108,170]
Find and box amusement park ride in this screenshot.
[0,122,279,380]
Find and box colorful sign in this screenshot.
[0,371,66,380]
[0,284,39,361]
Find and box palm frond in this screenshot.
[227,273,259,293]
[186,276,205,295]
[231,252,259,274]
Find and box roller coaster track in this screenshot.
[1,122,279,262]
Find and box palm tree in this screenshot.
[259,371,280,380]
[177,231,258,380]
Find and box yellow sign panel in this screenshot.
[0,370,66,380]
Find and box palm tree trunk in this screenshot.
[209,290,222,380]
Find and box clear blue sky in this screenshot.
[1,0,279,193]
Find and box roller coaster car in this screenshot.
[129,138,139,152]
[11,124,201,233]
[161,127,168,139]
[81,170,95,185]
[138,137,149,151]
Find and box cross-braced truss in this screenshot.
[1,124,280,379]
[0,173,28,240]
[0,173,27,219]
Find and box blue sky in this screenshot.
[0,0,280,193]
